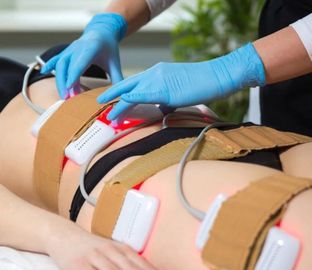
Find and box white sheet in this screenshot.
[0,246,59,270]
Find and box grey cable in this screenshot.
[35,55,47,68]
[22,61,46,115]
[176,122,235,221]
[79,117,163,206]
[22,56,92,116]
[36,55,90,91]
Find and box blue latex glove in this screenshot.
[97,43,266,120]
[41,13,128,99]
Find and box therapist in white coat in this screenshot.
[42,0,312,135]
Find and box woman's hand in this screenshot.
[0,184,156,270]
[41,13,128,99]
[97,43,266,120]
[46,218,157,270]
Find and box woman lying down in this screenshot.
[1,48,312,270]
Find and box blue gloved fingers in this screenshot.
[65,50,94,89]
[107,43,265,112]
[97,74,141,103]
[55,56,71,99]
[107,99,134,120]
[107,52,124,84]
[49,12,128,97]
[41,55,60,74]
[121,87,170,105]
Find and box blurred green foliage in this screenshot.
[171,0,265,122]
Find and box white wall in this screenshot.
[0,0,197,75]
[1,0,196,12]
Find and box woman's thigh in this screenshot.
[280,142,312,179]
[142,160,312,270]
[77,160,282,270]
[77,152,312,270]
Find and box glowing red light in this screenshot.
[116,118,145,131]
[97,106,113,125]
[62,157,69,169]
[97,105,145,131]
[133,183,143,191]
[275,221,281,227]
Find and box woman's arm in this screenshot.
[253,26,312,84]
[0,184,156,270]
[105,0,150,35]
[105,0,176,34]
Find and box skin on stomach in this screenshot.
[0,78,312,269]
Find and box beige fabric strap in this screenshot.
[205,125,311,154]
[33,87,111,211]
[91,126,312,237]
[91,135,244,237]
[202,173,312,270]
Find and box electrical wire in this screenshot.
[176,121,235,221]
[79,117,163,206]
[36,55,90,91]
[22,56,92,115]
[35,55,47,67]
[22,61,46,115]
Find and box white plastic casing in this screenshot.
[112,189,159,252]
[196,194,228,250]
[197,194,300,270]
[31,100,64,137]
[254,227,300,270]
[65,120,115,165]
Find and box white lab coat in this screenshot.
[291,13,312,61]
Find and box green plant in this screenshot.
[171,0,265,122]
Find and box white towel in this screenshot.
[0,246,59,270]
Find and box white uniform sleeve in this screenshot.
[290,13,312,61]
[145,0,177,19]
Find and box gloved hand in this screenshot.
[41,13,128,99]
[97,43,266,120]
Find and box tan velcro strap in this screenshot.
[33,87,111,211]
[205,125,312,154]
[91,125,312,237]
[202,173,312,270]
[91,136,247,237]
[92,184,128,237]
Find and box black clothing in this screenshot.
[259,0,312,136]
